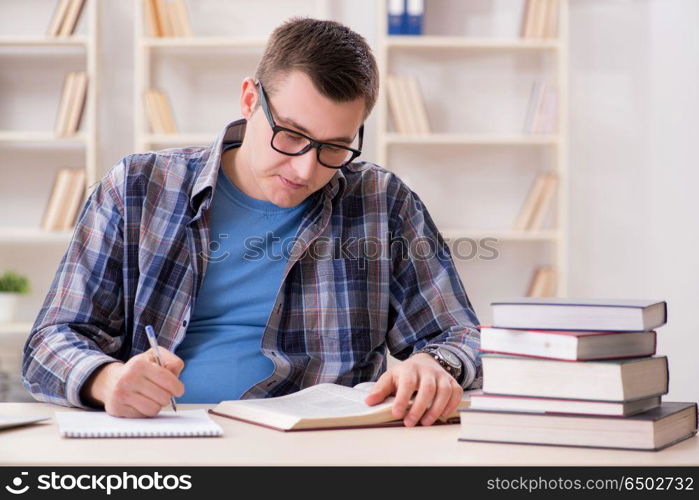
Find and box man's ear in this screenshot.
[239,77,258,120]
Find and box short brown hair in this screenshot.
[254,17,379,120]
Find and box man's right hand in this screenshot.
[80,348,185,418]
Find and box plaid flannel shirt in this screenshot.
[22,119,482,409]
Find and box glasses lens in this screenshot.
[273,129,310,154]
[319,144,354,168]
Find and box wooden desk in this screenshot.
[1,403,697,466]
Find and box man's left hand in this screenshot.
[364,352,463,427]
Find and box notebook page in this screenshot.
[55,409,223,438]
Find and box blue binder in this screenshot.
[388,0,405,35]
[405,0,424,35]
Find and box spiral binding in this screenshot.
[64,429,220,438]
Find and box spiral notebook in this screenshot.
[55,409,223,438]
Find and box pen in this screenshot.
[145,325,178,412]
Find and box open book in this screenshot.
[209,382,474,432]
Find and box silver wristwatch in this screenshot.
[416,346,463,383]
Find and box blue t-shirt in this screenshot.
[175,146,311,403]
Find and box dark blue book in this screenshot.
[388,0,405,35]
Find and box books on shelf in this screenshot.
[210,382,471,432]
[469,393,662,418]
[55,71,88,137]
[523,80,558,134]
[525,265,557,297]
[47,0,72,37]
[491,298,668,331]
[144,0,193,38]
[386,74,430,135]
[459,402,697,451]
[405,0,425,35]
[521,0,559,39]
[481,354,669,402]
[480,326,657,361]
[512,173,557,231]
[387,0,424,36]
[47,0,87,37]
[145,89,178,134]
[61,168,86,230]
[41,168,86,231]
[458,297,695,451]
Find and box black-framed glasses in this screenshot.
[255,80,364,169]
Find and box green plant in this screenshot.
[0,271,30,294]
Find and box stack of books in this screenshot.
[459,298,698,451]
[41,168,86,231]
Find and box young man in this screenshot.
[22,18,481,427]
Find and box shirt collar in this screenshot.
[190,119,346,214]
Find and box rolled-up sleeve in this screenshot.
[385,180,482,389]
[21,159,129,408]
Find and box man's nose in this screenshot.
[291,147,319,181]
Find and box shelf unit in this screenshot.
[0,0,100,244]
[133,0,330,153]
[375,0,569,299]
[0,0,100,339]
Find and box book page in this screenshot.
[352,381,377,394]
[233,384,394,419]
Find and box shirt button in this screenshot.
[182,320,188,327]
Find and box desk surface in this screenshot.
[1,403,697,466]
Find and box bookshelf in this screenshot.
[133,0,330,152]
[376,0,569,321]
[0,0,100,246]
[0,0,100,402]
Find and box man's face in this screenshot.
[239,71,365,208]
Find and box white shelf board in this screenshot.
[0,36,88,47]
[0,131,86,145]
[440,228,559,241]
[0,227,73,243]
[142,36,268,49]
[385,133,559,146]
[0,322,33,335]
[386,36,560,50]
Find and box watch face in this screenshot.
[439,349,460,367]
